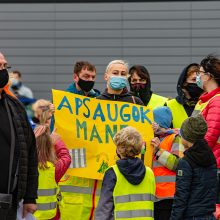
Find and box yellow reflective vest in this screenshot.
[147,93,168,109]
[112,165,155,220]
[166,99,188,128]
[192,94,220,116]
[34,162,58,220]
[59,175,102,220]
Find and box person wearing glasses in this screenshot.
[128,65,168,109]
[166,63,204,128]
[0,52,38,219]
[192,55,220,219]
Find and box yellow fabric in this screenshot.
[52,89,154,179]
[113,165,155,220]
[59,175,102,220]
[147,93,168,109]
[166,99,188,128]
[193,94,220,116]
[34,162,58,220]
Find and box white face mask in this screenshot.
[196,74,204,89]
[11,78,19,86]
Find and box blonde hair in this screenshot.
[32,99,51,119]
[105,60,129,73]
[33,99,56,169]
[113,126,143,158]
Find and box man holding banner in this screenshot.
[66,61,100,97]
[58,61,101,220]
[54,60,153,220]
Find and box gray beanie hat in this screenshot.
[180,114,207,143]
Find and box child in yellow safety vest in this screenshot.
[151,106,185,220]
[33,100,71,220]
[95,126,155,220]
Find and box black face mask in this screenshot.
[77,78,95,92]
[130,83,146,93]
[0,69,9,88]
[185,83,204,99]
[130,83,152,105]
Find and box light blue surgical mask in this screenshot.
[109,76,128,90]
[196,74,203,89]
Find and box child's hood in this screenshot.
[184,139,216,167]
[116,157,146,185]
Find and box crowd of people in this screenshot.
[0,50,220,220]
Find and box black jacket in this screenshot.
[170,139,218,220]
[95,158,146,220]
[97,88,144,105]
[4,93,38,204]
[175,63,200,117]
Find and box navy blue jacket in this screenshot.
[170,139,218,220]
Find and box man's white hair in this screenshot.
[105,60,129,73]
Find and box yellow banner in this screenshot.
[52,89,154,180]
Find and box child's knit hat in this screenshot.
[180,114,207,143]
[153,106,172,129]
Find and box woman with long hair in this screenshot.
[33,100,71,220]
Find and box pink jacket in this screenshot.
[200,87,220,168]
[52,139,71,220]
[54,139,71,183]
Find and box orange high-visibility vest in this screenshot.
[153,134,176,200]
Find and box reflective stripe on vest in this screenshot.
[147,93,168,110]
[37,202,57,211]
[166,99,188,128]
[59,175,102,220]
[153,134,176,199]
[155,176,176,183]
[59,185,101,196]
[115,193,155,204]
[116,210,154,219]
[113,165,155,220]
[34,162,58,220]
[38,188,57,196]
[153,161,163,168]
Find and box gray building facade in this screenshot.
[0,1,220,99]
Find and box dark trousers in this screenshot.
[217,173,220,204]
[154,208,172,220]
[0,205,17,220]
[154,199,173,220]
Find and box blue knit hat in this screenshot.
[153,106,172,129]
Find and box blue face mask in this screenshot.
[196,74,203,89]
[109,76,128,90]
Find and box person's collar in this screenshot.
[199,87,220,103]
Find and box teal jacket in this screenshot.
[66,83,100,97]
